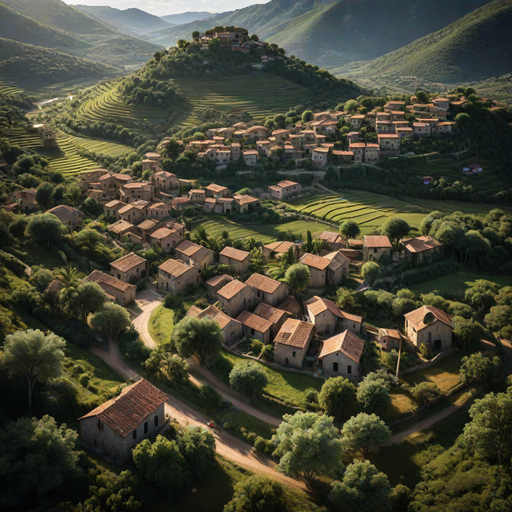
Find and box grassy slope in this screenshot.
[147,0,489,69]
[334,0,512,84]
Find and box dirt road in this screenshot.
[131,289,164,350]
[89,340,303,490]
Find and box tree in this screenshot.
[411,382,440,405]
[177,426,216,478]
[361,261,380,284]
[229,361,268,403]
[381,217,410,253]
[453,316,483,351]
[389,484,412,512]
[29,268,54,292]
[3,329,65,410]
[59,281,106,323]
[357,379,391,415]
[224,476,287,512]
[272,412,344,487]
[416,90,429,103]
[192,31,200,39]
[26,213,66,248]
[336,288,359,311]
[485,305,512,336]
[172,316,223,366]
[133,435,190,501]
[36,182,54,208]
[90,303,131,342]
[162,138,182,160]
[340,219,360,240]
[302,110,313,122]
[84,470,142,511]
[54,264,82,290]
[463,391,512,465]
[282,263,310,296]
[330,460,391,512]
[318,376,357,421]
[344,99,358,113]
[248,247,264,274]
[459,352,502,384]
[63,185,81,207]
[340,413,391,459]
[0,415,78,500]
[74,228,104,255]
[159,353,189,383]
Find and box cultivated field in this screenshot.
[288,190,427,234]
[0,80,23,98]
[192,217,332,243]
[171,72,317,128]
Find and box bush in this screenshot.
[199,384,222,410]
[247,432,257,444]
[254,436,268,452]
[79,374,90,387]
[261,344,274,362]
[250,339,264,355]
[419,343,433,359]
[123,338,151,362]
[305,388,319,403]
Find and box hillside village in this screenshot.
[1,4,512,512]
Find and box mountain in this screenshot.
[0,37,117,86]
[0,0,163,68]
[146,0,491,68]
[160,12,215,25]
[332,0,512,86]
[74,5,172,36]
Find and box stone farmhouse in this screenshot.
[245,273,289,307]
[268,180,302,199]
[363,236,393,262]
[274,319,315,369]
[219,246,251,274]
[175,240,215,269]
[186,304,242,346]
[79,379,168,464]
[262,240,302,262]
[317,330,365,380]
[217,279,256,318]
[404,306,453,351]
[47,205,83,232]
[84,270,137,306]
[157,258,202,294]
[299,251,349,288]
[237,310,273,344]
[110,253,147,284]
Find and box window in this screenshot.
[292,351,296,358]
[97,420,103,431]
[154,416,159,428]
[347,365,352,375]
[333,362,339,372]
[144,421,148,434]
[132,429,137,439]
[374,248,377,254]
[251,328,255,335]
[428,332,432,342]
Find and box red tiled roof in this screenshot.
[404,306,453,331]
[299,253,330,271]
[111,252,146,272]
[217,279,248,300]
[79,379,167,437]
[318,330,364,363]
[246,273,283,294]
[275,319,314,348]
[85,270,134,293]
[220,246,250,262]
[206,274,233,288]
[253,302,288,324]
[159,258,195,277]
[305,296,362,323]
[189,305,236,330]
[237,310,272,333]
[364,236,392,249]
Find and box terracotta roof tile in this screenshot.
[318,330,364,363]
[263,241,298,253]
[299,253,330,271]
[159,259,195,277]
[85,270,134,293]
[206,274,233,287]
[253,302,288,324]
[246,273,283,294]
[274,319,314,348]
[404,306,453,331]
[111,252,146,272]
[217,279,249,300]
[364,236,392,249]
[188,305,237,330]
[79,379,167,437]
[304,296,362,323]
[236,310,272,333]
[220,246,250,262]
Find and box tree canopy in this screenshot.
[229,361,268,403]
[224,476,287,512]
[341,413,391,459]
[318,376,357,421]
[282,263,310,296]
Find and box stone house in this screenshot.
[274,319,315,369]
[234,194,260,213]
[312,147,329,168]
[110,252,147,284]
[219,246,250,274]
[152,171,180,194]
[267,180,301,200]
[204,198,217,213]
[84,270,136,306]
[172,197,190,210]
[230,143,241,161]
[364,143,380,163]
[118,200,149,224]
[136,219,160,243]
[349,115,365,129]
[403,236,443,265]
[319,231,345,251]
[120,182,154,202]
[317,330,364,381]
[157,259,202,294]
[98,173,132,198]
[206,274,233,300]
[349,142,366,163]
[175,240,215,269]
[363,236,392,262]
[304,296,364,337]
[413,123,432,137]
[246,125,269,140]
[47,205,83,232]
[79,379,167,464]
[324,250,350,282]
[13,189,37,212]
[107,220,138,239]
[404,306,453,351]
[433,98,450,110]
[245,273,289,307]
[216,279,256,318]
[186,305,242,346]
[104,200,126,221]
[206,184,230,199]
[262,241,301,262]
[272,129,290,144]
[377,328,401,351]
[189,189,206,204]
[147,202,172,220]
[299,252,347,288]
[378,133,401,152]
[243,150,258,166]
[237,311,272,344]
[149,227,183,251]
[253,302,289,338]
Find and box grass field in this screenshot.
[192,217,333,243]
[408,268,512,295]
[0,80,24,98]
[171,73,316,127]
[405,353,463,393]
[213,351,323,409]
[148,304,174,346]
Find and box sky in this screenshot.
[64,0,269,16]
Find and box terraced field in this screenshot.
[0,81,23,98]
[289,191,427,234]
[76,81,171,132]
[192,218,332,243]
[64,133,133,158]
[171,73,317,128]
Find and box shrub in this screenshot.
[261,344,274,362]
[79,374,90,387]
[250,339,264,355]
[254,436,268,452]
[419,343,432,359]
[247,432,257,444]
[199,384,222,410]
[305,388,319,403]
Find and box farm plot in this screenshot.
[192,218,332,243]
[0,81,23,98]
[171,73,316,128]
[64,133,133,158]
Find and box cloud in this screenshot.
[64,0,269,16]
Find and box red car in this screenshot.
[207,421,217,430]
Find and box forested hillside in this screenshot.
[147,0,490,68]
[333,0,512,85]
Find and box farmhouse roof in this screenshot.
[237,311,272,333]
[263,241,298,253]
[111,252,146,272]
[206,184,229,193]
[299,253,330,271]
[189,305,236,330]
[318,330,364,363]
[85,270,134,293]
[364,236,392,249]
[138,219,160,231]
[253,302,288,324]
[107,219,134,234]
[404,306,453,331]
[277,180,299,188]
[319,231,343,244]
[246,273,283,294]
[105,200,126,208]
[79,379,167,437]
[378,133,400,139]
[150,227,176,239]
[274,319,314,348]
[158,258,194,277]
[403,236,442,253]
[206,274,233,288]
[176,240,211,258]
[217,279,248,300]
[277,296,302,315]
[304,296,362,323]
[220,246,250,261]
